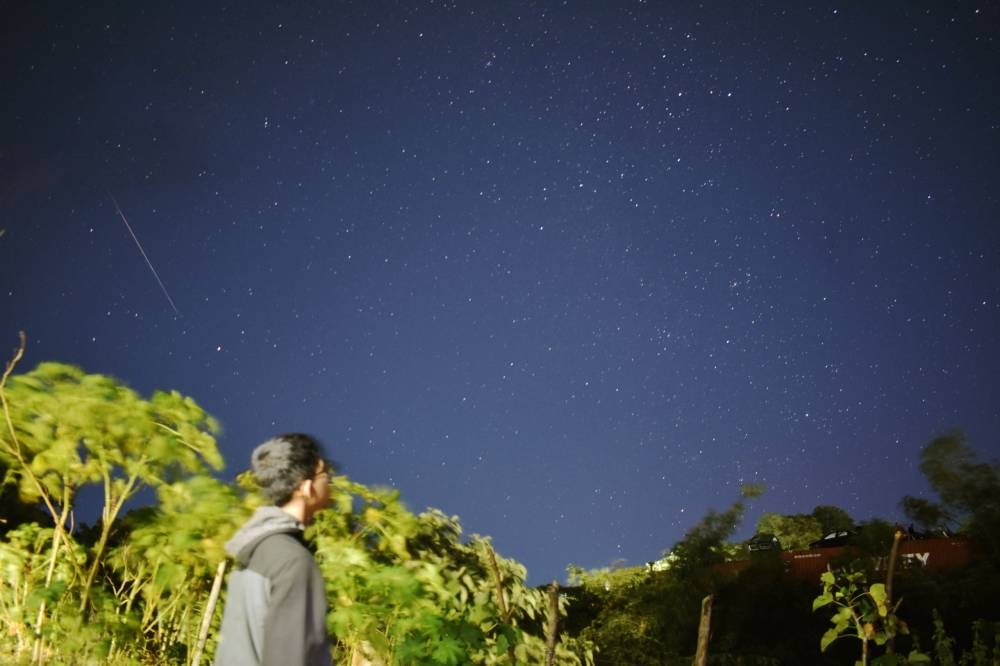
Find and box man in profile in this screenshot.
[215,433,333,666]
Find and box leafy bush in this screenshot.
[0,342,593,664]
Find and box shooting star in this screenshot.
[108,192,181,316]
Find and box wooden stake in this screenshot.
[545,582,559,666]
[694,594,713,666]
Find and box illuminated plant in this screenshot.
[813,567,928,666]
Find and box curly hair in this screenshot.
[250,433,325,506]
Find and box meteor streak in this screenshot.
[108,192,180,316]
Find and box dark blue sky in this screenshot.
[3,1,998,584]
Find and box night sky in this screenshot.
[3,1,999,585]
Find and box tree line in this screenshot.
[561,432,1000,665]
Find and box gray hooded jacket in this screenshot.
[214,506,331,666]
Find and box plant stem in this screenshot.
[884,529,903,656]
[487,544,517,665]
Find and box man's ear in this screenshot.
[300,477,316,498]
[290,476,312,501]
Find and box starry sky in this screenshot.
[3,1,999,585]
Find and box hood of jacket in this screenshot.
[225,505,305,565]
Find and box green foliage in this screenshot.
[311,477,593,665]
[755,512,823,551]
[708,557,824,664]
[813,568,928,666]
[0,461,49,535]
[108,475,252,661]
[931,610,958,666]
[0,356,227,664]
[566,486,764,664]
[922,610,1000,666]
[0,351,594,665]
[670,483,765,575]
[569,562,693,665]
[754,504,859,553]
[853,520,898,557]
[907,430,1000,562]
[4,344,997,665]
[812,505,856,535]
[0,523,76,655]
[900,497,953,535]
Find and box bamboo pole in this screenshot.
[191,560,227,666]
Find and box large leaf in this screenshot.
[820,627,841,652]
[869,583,888,616]
[812,592,834,611]
[430,636,465,665]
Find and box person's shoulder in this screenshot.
[255,531,309,555]
[246,531,312,571]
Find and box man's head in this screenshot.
[251,433,330,511]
